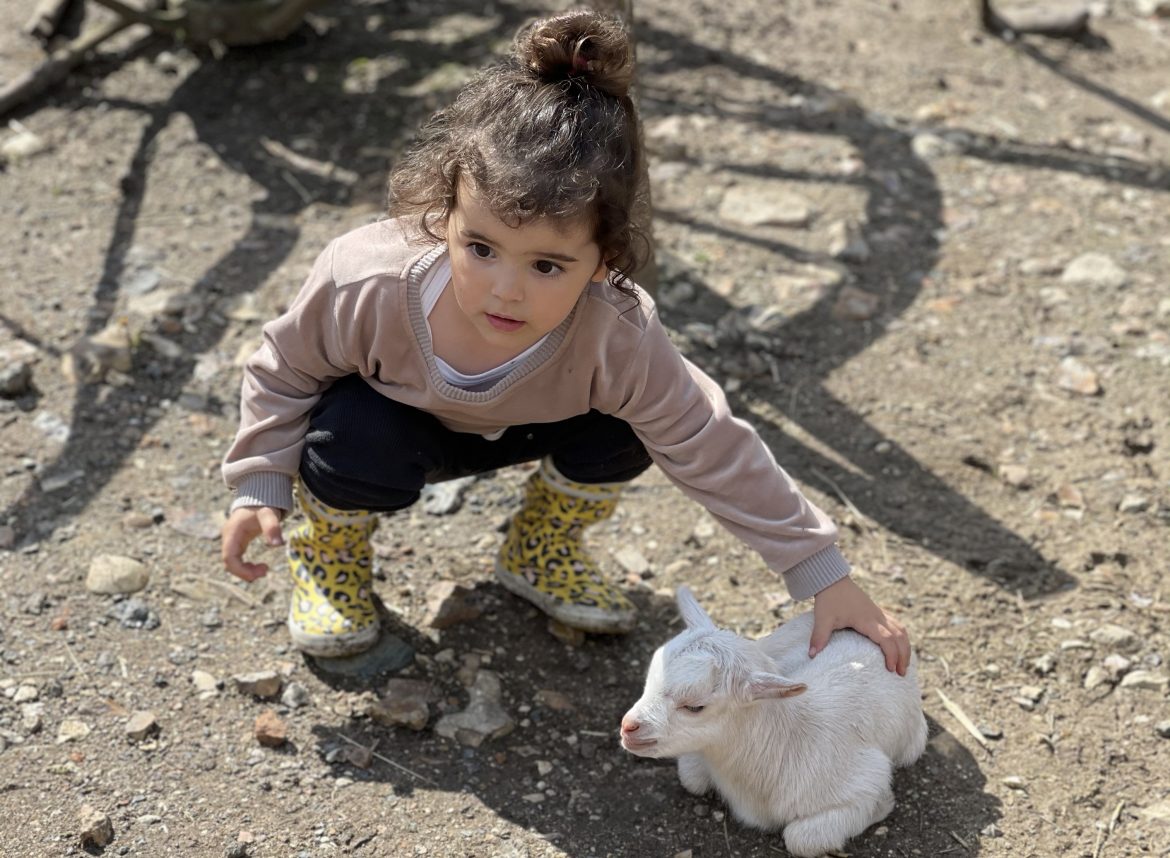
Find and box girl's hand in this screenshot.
[809,575,910,676]
[222,506,285,582]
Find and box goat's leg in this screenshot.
[781,749,893,858]
[677,754,712,795]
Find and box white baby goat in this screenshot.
[620,587,927,858]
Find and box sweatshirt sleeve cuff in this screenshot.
[781,544,851,601]
[230,472,295,514]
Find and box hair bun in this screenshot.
[513,10,634,99]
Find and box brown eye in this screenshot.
[470,242,492,258]
[534,259,562,275]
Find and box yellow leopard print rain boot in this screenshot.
[495,459,636,633]
[287,481,381,657]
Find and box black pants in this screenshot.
[300,375,653,512]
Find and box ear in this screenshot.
[744,671,807,702]
[589,258,609,284]
[676,586,716,631]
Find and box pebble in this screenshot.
[254,710,288,747]
[0,361,32,397]
[1118,494,1149,513]
[832,286,881,321]
[192,670,220,695]
[1001,776,1027,791]
[1090,624,1140,652]
[613,547,650,578]
[1032,654,1057,675]
[109,598,160,630]
[233,671,283,699]
[56,719,91,743]
[1055,357,1101,396]
[1155,721,1170,739]
[1,129,49,161]
[125,711,159,741]
[1118,670,1168,691]
[827,220,871,262]
[421,477,476,515]
[281,681,311,709]
[367,679,435,731]
[1134,0,1170,16]
[1083,665,1111,690]
[1061,252,1128,289]
[78,804,114,849]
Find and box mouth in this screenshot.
[485,312,524,332]
[621,736,658,754]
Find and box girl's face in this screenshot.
[446,180,607,358]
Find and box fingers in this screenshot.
[222,511,269,582]
[257,507,284,547]
[874,616,911,676]
[808,616,834,660]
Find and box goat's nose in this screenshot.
[620,715,640,735]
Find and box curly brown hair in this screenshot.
[387,9,649,295]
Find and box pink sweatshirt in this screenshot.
[223,219,850,599]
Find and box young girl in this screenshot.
[221,10,910,674]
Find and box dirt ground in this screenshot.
[0,0,1168,855]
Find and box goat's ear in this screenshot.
[744,671,807,701]
[676,586,716,630]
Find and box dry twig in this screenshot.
[935,689,990,750]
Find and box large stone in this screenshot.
[367,679,435,731]
[1060,253,1128,289]
[718,184,815,228]
[421,582,482,629]
[232,671,282,700]
[434,670,515,747]
[86,555,149,595]
[78,805,114,849]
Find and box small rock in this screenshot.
[613,547,650,578]
[1055,357,1101,396]
[826,220,871,262]
[85,555,149,594]
[1061,253,1127,289]
[280,681,311,709]
[421,476,477,515]
[253,710,288,747]
[977,724,1004,740]
[421,581,482,629]
[192,670,220,695]
[999,464,1032,489]
[2,129,49,161]
[57,719,92,744]
[1118,494,1149,513]
[718,184,815,228]
[433,670,515,747]
[367,679,435,731]
[1090,624,1140,652]
[0,362,32,397]
[0,525,14,550]
[233,671,282,699]
[1055,484,1085,509]
[125,711,159,742]
[534,689,574,712]
[1001,776,1027,791]
[1118,670,1168,691]
[13,685,38,704]
[1032,654,1057,675]
[1083,665,1111,690]
[109,597,160,630]
[832,286,881,321]
[78,804,114,849]
[1154,720,1170,739]
[1103,654,1132,678]
[911,132,960,159]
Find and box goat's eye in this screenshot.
[682,704,705,714]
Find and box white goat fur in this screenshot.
[621,587,927,858]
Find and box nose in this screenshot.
[490,271,523,302]
[620,714,641,736]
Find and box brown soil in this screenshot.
[0,0,1168,856]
